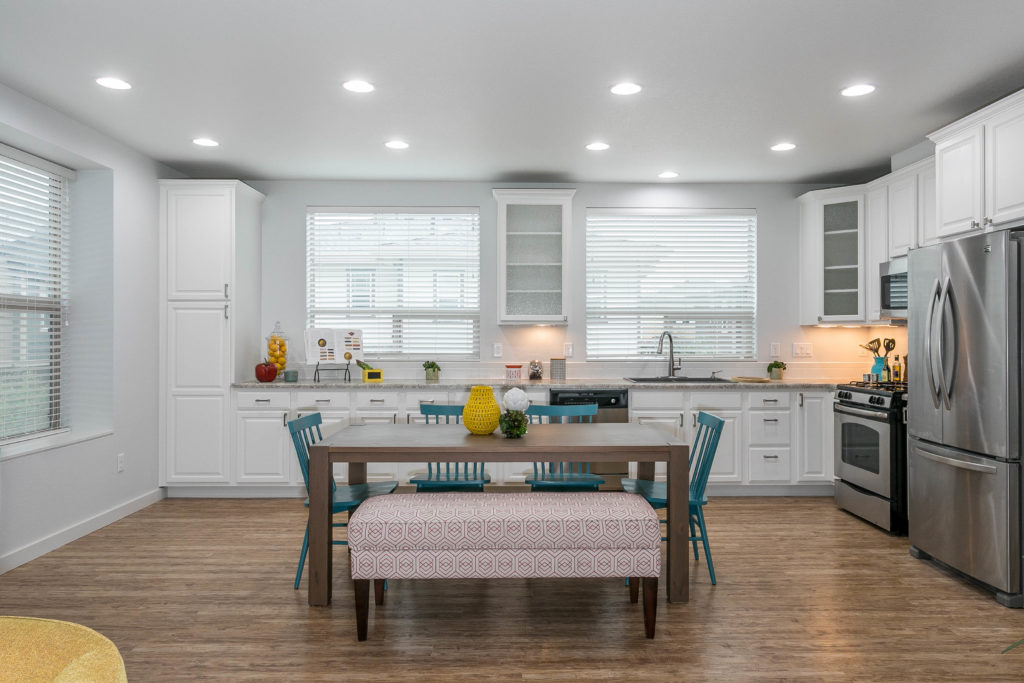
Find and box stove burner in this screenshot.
[842,380,908,392]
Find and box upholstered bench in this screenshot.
[348,491,661,640]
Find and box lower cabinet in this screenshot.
[796,391,834,482]
[166,394,230,482]
[235,410,291,483]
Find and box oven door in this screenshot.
[834,403,893,497]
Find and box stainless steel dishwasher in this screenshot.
[549,389,629,489]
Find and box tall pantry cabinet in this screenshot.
[158,180,265,485]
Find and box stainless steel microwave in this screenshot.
[880,257,908,319]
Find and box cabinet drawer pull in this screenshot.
[254,398,271,404]
[419,399,435,404]
[762,399,778,404]
[370,399,385,404]
[762,418,779,423]
[763,454,779,459]
[315,399,331,404]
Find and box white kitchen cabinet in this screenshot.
[684,392,743,484]
[795,391,834,482]
[493,189,574,325]
[887,173,917,257]
[235,410,291,483]
[159,180,264,487]
[917,161,939,247]
[930,88,1024,237]
[798,188,866,325]
[864,184,888,323]
[746,391,793,485]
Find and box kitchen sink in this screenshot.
[624,376,734,383]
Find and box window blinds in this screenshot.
[0,151,71,442]
[306,208,480,358]
[585,208,757,360]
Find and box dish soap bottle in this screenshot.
[892,355,902,382]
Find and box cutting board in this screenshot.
[731,376,771,383]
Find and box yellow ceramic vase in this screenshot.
[463,385,500,435]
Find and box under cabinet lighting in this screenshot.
[385,140,409,150]
[96,77,131,90]
[192,138,219,147]
[841,84,876,97]
[343,80,375,93]
[611,82,642,96]
[771,142,796,152]
[586,142,610,151]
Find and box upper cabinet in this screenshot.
[493,189,574,325]
[930,89,1024,237]
[798,188,865,325]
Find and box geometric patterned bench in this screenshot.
[348,491,661,639]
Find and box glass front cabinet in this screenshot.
[493,189,574,324]
[798,188,866,325]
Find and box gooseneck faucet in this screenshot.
[657,331,675,377]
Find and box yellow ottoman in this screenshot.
[0,616,127,682]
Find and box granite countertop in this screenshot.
[233,377,839,391]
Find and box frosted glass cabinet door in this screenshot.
[494,189,574,324]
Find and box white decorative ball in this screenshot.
[502,387,530,412]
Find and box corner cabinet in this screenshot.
[930,88,1024,238]
[159,180,265,485]
[493,189,574,324]
[798,188,865,325]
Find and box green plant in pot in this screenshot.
[767,360,786,380]
[499,387,530,438]
[423,360,441,381]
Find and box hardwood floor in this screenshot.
[3,497,1024,680]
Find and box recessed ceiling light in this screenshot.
[385,140,409,150]
[586,142,610,151]
[771,142,796,152]
[192,138,219,147]
[841,83,876,97]
[658,171,679,179]
[343,80,375,93]
[95,77,131,90]
[610,82,642,96]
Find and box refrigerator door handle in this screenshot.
[936,277,957,410]
[941,276,959,404]
[916,446,998,475]
[924,277,942,408]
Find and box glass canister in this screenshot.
[528,359,543,380]
[266,321,288,374]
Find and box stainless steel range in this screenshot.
[834,381,908,534]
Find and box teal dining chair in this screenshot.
[409,404,490,492]
[289,413,398,589]
[621,410,725,584]
[523,403,604,491]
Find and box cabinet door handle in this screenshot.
[762,418,779,423]
[763,454,779,460]
[370,399,385,404]
[224,283,229,298]
[254,398,271,404]
[762,399,778,404]
[984,217,993,226]
[679,414,684,428]
[315,399,331,404]
[282,413,287,427]
[393,413,397,424]
[692,413,697,429]
[224,304,229,319]
[971,220,981,229]
[799,392,804,407]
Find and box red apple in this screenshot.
[255,359,278,382]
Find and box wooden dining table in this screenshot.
[307,422,690,606]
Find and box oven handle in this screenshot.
[916,447,997,475]
[833,403,890,421]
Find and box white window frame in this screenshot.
[0,143,74,444]
[585,207,757,361]
[306,207,481,359]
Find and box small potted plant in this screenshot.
[767,360,786,381]
[498,387,530,438]
[423,360,441,381]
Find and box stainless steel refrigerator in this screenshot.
[908,228,1023,607]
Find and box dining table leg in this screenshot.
[666,444,689,603]
[308,444,332,606]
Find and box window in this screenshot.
[585,208,756,360]
[306,208,480,358]
[0,147,72,442]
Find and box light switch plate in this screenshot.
[564,342,574,357]
[492,343,503,358]
[792,342,813,357]
[769,342,781,357]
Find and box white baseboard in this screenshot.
[708,483,834,497]
[0,488,165,574]
[166,485,305,498]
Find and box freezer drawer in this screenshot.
[908,437,1020,593]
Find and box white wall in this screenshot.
[0,82,180,571]
[250,179,906,381]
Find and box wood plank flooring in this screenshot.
[3,496,1024,680]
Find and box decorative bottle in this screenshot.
[881,357,891,383]
[892,355,902,382]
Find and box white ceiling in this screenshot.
[2,0,1024,184]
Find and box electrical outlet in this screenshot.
[492,343,503,358]
[770,342,781,357]
[564,342,574,357]
[792,343,813,358]
[116,452,126,473]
